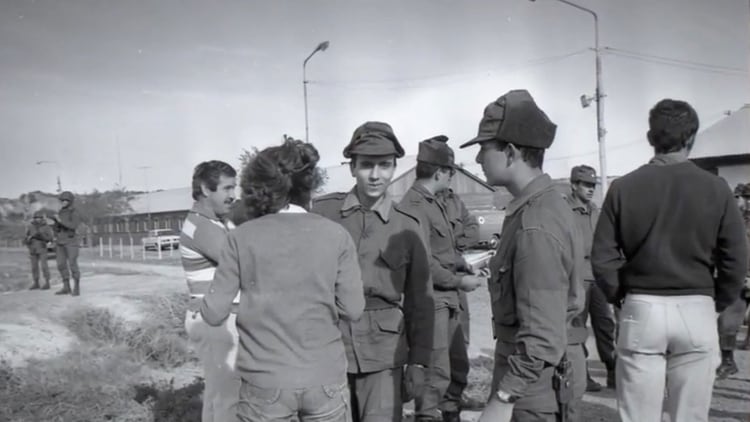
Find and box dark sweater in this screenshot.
[591,155,747,312]
[200,211,365,388]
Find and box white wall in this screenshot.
[719,164,750,189]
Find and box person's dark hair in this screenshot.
[191,161,237,200]
[415,162,453,179]
[493,140,545,169]
[647,99,699,154]
[239,137,324,220]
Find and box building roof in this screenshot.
[124,187,193,215]
[691,104,750,159]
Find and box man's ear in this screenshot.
[684,134,696,152]
[646,130,654,147]
[200,182,211,198]
[505,144,518,166]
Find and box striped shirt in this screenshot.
[180,202,238,303]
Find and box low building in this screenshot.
[690,105,750,189]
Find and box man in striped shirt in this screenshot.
[180,160,241,422]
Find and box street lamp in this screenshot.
[36,160,62,193]
[529,0,608,198]
[303,41,330,143]
[136,166,152,229]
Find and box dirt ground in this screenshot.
[1,248,748,421]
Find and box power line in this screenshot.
[603,47,749,76]
[309,49,590,88]
[603,47,747,73]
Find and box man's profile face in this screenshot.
[475,141,510,186]
[59,199,70,208]
[572,181,596,203]
[350,154,397,201]
[204,175,236,217]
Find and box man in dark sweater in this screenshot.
[591,99,747,422]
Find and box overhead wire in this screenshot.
[602,47,749,76]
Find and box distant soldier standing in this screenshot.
[25,210,54,290]
[399,135,484,422]
[312,122,435,422]
[715,182,750,378]
[463,90,586,422]
[436,185,479,422]
[566,165,617,391]
[51,191,82,296]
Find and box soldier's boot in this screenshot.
[716,353,738,380]
[71,278,80,296]
[29,281,40,290]
[441,411,461,422]
[41,279,51,290]
[55,279,71,295]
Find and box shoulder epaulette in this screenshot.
[312,192,347,204]
[393,202,421,226]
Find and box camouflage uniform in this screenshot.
[53,191,82,296]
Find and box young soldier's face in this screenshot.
[350,154,397,201]
[572,181,596,203]
[204,175,236,217]
[475,141,510,186]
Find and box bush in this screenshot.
[62,303,192,368]
[134,378,204,422]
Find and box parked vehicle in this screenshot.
[142,229,180,251]
[470,208,505,249]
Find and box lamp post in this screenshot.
[303,41,330,143]
[36,160,62,193]
[530,0,608,198]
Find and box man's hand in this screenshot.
[459,275,485,292]
[402,364,426,402]
[478,396,514,422]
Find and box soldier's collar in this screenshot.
[341,187,392,222]
[411,183,437,202]
[505,174,553,216]
[566,193,593,214]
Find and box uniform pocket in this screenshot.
[373,308,404,334]
[617,299,653,352]
[379,247,407,270]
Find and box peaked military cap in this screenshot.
[417,135,456,168]
[460,89,557,149]
[343,121,405,159]
[570,165,597,184]
[58,191,74,201]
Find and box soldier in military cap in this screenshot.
[566,165,617,391]
[51,190,82,296]
[715,182,750,377]
[398,135,485,422]
[311,121,435,422]
[461,90,586,422]
[24,210,54,290]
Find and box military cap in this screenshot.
[460,90,557,149]
[343,121,405,159]
[58,191,74,201]
[33,210,46,218]
[417,135,456,168]
[570,165,597,184]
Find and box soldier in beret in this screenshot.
[311,122,435,422]
[461,90,586,422]
[398,136,486,422]
[566,165,617,391]
[24,210,54,290]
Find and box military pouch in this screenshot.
[552,355,573,405]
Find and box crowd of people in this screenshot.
[23,90,750,422]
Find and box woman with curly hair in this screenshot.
[200,137,365,422]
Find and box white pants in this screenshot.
[616,294,720,422]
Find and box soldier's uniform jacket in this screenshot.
[25,221,54,254]
[565,194,599,282]
[400,184,463,309]
[54,206,82,246]
[489,174,585,401]
[312,188,435,373]
[438,188,479,255]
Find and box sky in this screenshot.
[0,0,748,197]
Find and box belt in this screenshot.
[493,323,587,345]
[364,296,399,311]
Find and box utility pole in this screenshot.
[303,41,330,142]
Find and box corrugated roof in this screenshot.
[691,105,750,159]
[124,187,193,215]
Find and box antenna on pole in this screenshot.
[116,136,123,189]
